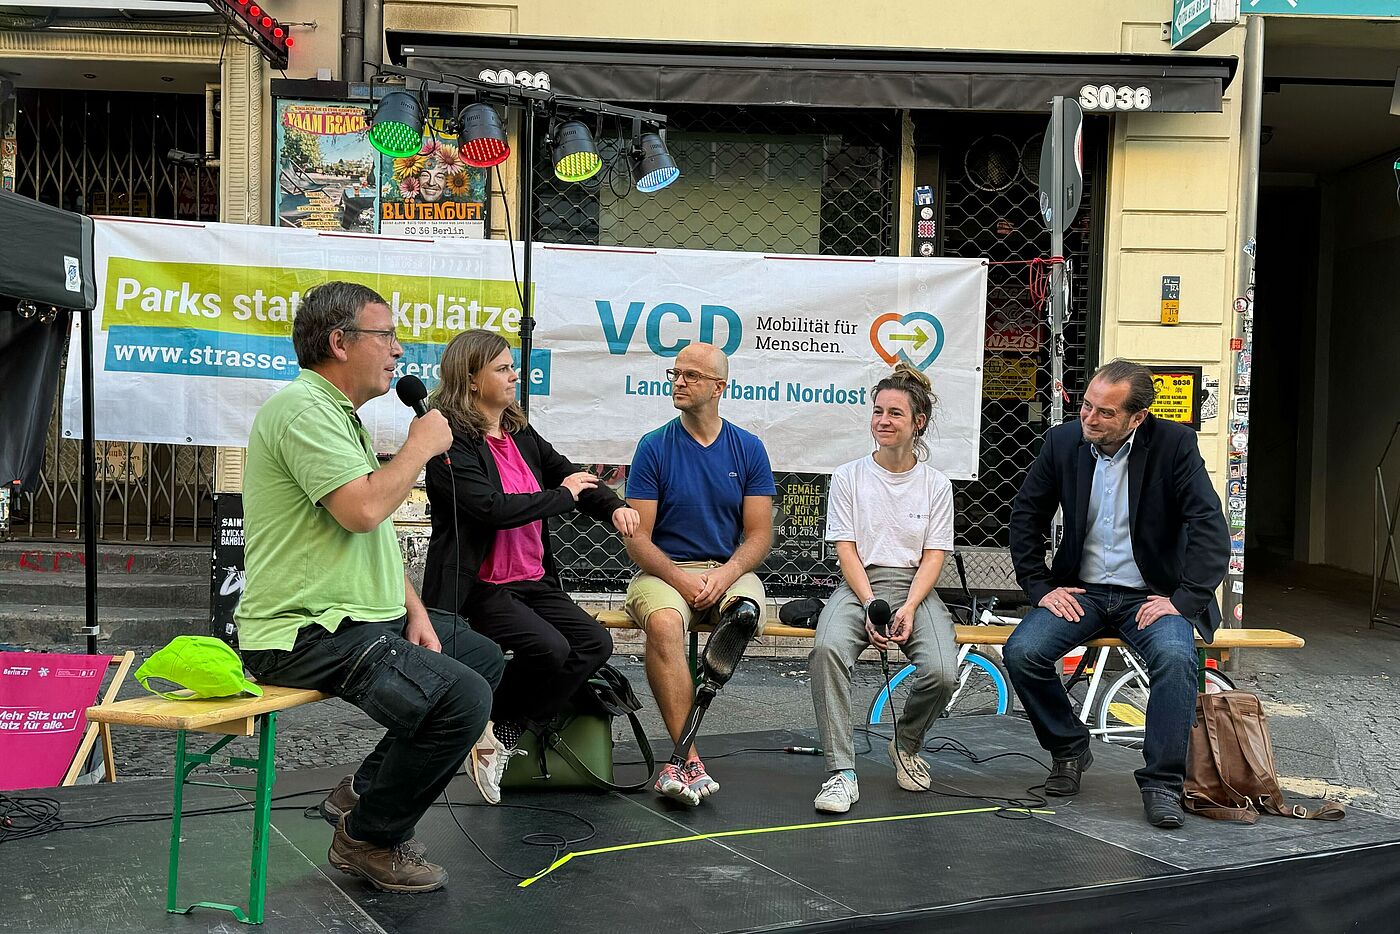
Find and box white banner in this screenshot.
[63,218,988,476]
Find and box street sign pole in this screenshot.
[1049,95,1067,430]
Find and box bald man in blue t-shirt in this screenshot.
[623,342,775,806]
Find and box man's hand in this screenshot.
[1135,595,1182,630]
[888,603,915,644]
[1039,586,1088,621]
[611,507,641,538]
[405,410,453,461]
[404,610,441,653]
[692,565,738,611]
[561,471,600,501]
[672,571,708,608]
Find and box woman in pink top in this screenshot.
[422,330,640,795]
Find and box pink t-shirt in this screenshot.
[478,432,547,585]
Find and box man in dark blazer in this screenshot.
[1005,359,1229,828]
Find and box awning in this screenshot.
[386,32,1237,114]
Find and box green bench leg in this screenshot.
[165,711,278,925]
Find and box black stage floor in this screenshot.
[5,717,1400,933]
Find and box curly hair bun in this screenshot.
[890,360,932,392]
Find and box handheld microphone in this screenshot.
[395,375,450,465]
[395,374,430,417]
[867,598,892,676]
[784,746,823,756]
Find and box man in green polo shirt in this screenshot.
[237,281,505,894]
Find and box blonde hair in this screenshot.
[430,329,527,438]
[872,361,939,460]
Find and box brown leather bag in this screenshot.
[1184,690,1346,824]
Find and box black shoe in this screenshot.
[1142,789,1185,829]
[1044,748,1093,796]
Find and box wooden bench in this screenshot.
[593,609,1304,689]
[86,685,328,925]
[593,609,1304,650]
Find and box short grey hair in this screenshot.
[1090,358,1157,414]
[292,281,388,368]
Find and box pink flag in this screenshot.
[0,653,112,790]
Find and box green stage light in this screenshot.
[369,91,424,158]
[551,120,602,183]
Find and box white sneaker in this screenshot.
[814,772,860,814]
[889,740,932,791]
[468,722,524,805]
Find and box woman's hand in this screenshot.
[612,507,640,537]
[560,471,600,501]
[888,603,916,644]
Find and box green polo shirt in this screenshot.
[234,369,406,651]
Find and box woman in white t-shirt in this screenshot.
[809,361,958,813]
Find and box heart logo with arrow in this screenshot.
[869,311,945,370]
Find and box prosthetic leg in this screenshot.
[667,596,762,769]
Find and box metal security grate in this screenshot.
[10,88,219,543]
[935,113,1100,551]
[543,108,1102,596]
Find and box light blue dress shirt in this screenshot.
[1080,431,1149,589]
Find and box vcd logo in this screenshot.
[596,300,742,357]
[477,68,550,90]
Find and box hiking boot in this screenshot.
[318,774,359,825]
[1044,748,1093,796]
[328,815,446,893]
[654,763,700,806]
[681,758,720,799]
[814,773,860,814]
[1142,789,1185,829]
[889,740,932,791]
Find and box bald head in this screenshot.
[677,342,728,381]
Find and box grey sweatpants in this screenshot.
[809,566,959,772]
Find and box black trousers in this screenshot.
[242,609,504,847]
[466,577,612,728]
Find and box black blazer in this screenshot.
[420,424,625,615]
[1008,413,1230,641]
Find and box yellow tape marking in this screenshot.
[518,805,1053,887]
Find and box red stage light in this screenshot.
[248,5,259,15]
[284,36,294,47]
[273,26,283,37]
[260,15,272,26]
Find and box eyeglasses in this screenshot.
[665,367,724,385]
[343,327,402,348]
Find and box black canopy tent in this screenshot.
[0,190,101,652]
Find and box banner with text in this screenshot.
[62,220,988,475]
[1,653,111,790]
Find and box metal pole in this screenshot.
[1222,15,1265,635]
[341,0,364,83]
[518,105,537,417]
[79,310,99,654]
[1049,95,1066,429]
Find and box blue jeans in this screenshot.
[1003,584,1198,797]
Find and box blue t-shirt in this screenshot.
[626,418,776,562]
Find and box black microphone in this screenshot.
[867,599,891,639]
[395,375,430,417]
[395,375,450,465]
[867,598,892,676]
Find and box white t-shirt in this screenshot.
[824,455,955,568]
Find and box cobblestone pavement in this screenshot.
[31,564,1400,820]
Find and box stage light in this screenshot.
[632,131,679,193]
[369,90,424,158]
[551,120,601,182]
[457,102,510,168]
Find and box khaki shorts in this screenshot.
[625,561,767,630]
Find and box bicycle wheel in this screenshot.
[867,651,1012,725]
[1094,667,1233,747]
